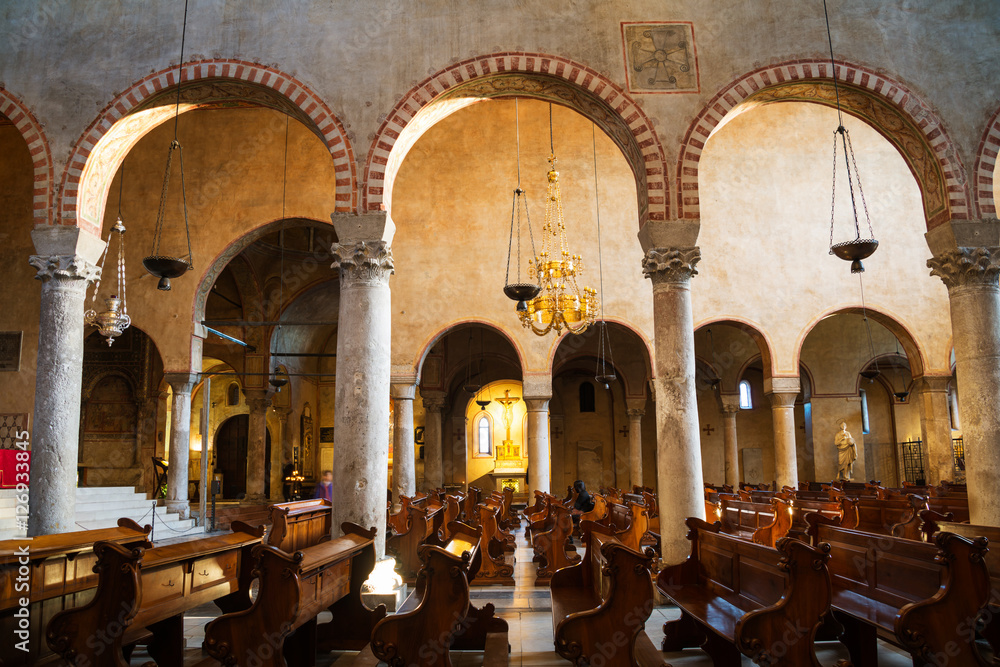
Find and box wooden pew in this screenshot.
[388,493,423,535]
[0,519,151,666]
[471,502,515,585]
[786,495,857,539]
[46,521,265,667]
[365,522,509,667]
[533,503,581,586]
[592,501,650,554]
[715,495,793,549]
[499,486,520,529]
[462,486,482,524]
[484,493,517,553]
[550,521,664,667]
[203,522,385,666]
[807,514,991,665]
[576,492,608,535]
[386,498,444,582]
[600,500,631,533]
[268,498,332,552]
[440,493,463,540]
[927,494,969,523]
[656,517,835,666]
[854,493,924,534]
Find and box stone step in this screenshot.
[75,486,144,498]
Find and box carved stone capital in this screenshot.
[331,240,394,287]
[767,391,799,408]
[163,372,199,395]
[642,246,701,284]
[719,394,742,416]
[626,407,645,419]
[244,389,273,414]
[927,247,1000,290]
[29,254,101,284]
[422,395,446,412]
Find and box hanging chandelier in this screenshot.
[823,0,878,273]
[590,122,616,387]
[515,104,597,336]
[142,0,194,291]
[85,216,130,346]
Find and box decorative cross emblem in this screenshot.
[551,425,563,439]
[702,424,715,436]
[618,425,629,438]
[453,429,464,441]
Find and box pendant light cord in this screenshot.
[858,273,879,374]
[275,115,290,363]
[549,103,554,155]
[172,0,189,141]
[822,0,844,129]
[591,123,606,321]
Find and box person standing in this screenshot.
[313,470,333,502]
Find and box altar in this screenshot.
[487,389,529,502]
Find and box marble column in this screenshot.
[640,221,705,565]
[243,389,272,504]
[626,402,645,490]
[27,251,100,536]
[765,378,801,491]
[271,407,293,500]
[391,383,417,499]
[927,222,1000,525]
[525,398,551,496]
[719,395,741,488]
[917,376,955,485]
[164,373,198,519]
[330,214,394,556]
[422,394,446,491]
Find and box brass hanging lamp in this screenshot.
[503,98,541,312]
[85,162,131,346]
[143,0,194,291]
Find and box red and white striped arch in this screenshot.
[0,88,53,226]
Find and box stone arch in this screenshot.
[694,317,776,382]
[412,319,527,384]
[0,87,53,226]
[364,53,669,227]
[793,306,928,381]
[546,319,654,399]
[677,59,969,229]
[60,60,356,237]
[972,104,1000,218]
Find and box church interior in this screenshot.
[1,1,998,665]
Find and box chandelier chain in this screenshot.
[178,144,193,264]
[846,130,874,238]
[829,131,838,251]
[822,0,845,128]
[172,0,190,141]
[276,114,290,357]
[151,142,174,257]
[858,272,878,374]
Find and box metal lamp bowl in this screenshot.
[503,283,541,302]
[831,239,879,262]
[143,256,190,279]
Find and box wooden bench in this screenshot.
[386,497,445,582]
[550,521,664,667]
[462,486,482,524]
[268,498,332,552]
[365,521,509,667]
[715,495,793,548]
[854,493,924,534]
[484,494,517,553]
[499,486,520,529]
[807,514,991,665]
[387,493,424,535]
[0,518,151,666]
[472,501,515,585]
[926,494,969,523]
[657,517,835,666]
[786,495,857,539]
[203,522,384,666]
[533,502,581,585]
[46,521,265,667]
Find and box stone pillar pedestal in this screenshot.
[927,222,1000,524]
[626,401,645,489]
[391,383,417,500]
[27,252,100,536]
[917,376,955,484]
[765,377,800,491]
[243,390,273,504]
[164,373,199,519]
[525,398,551,496]
[274,408,293,500]
[422,394,446,491]
[720,396,741,488]
[330,214,394,556]
[640,226,705,565]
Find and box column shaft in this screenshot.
[525,398,551,496]
[628,409,644,489]
[765,379,800,491]
[244,391,272,503]
[917,376,955,484]
[721,406,740,488]
[391,384,416,499]
[165,373,198,519]
[422,395,445,491]
[274,409,292,500]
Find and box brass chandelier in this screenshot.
[511,103,597,336]
[85,162,130,346]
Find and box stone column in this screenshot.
[164,373,198,519]
[422,394,446,491]
[916,376,955,484]
[243,390,272,504]
[525,398,551,496]
[927,222,1000,524]
[27,251,101,536]
[640,221,705,565]
[625,400,645,489]
[391,383,417,499]
[719,395,741,488]
[765,377,801,491]
[330,214,394,556]
[270,407,292,500]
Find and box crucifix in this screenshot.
[495,389,521,460]
[702,424,715,436]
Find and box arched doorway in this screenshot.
[214,415,272,500]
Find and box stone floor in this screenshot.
[138,524,918,666]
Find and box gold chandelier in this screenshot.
[519,146,598,336]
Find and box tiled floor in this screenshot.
[140,525,918,666]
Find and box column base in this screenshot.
[244,494,267,505]
[165,500,190,520]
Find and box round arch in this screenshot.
[411,319,527,384]
[60,60,356,237]
[693,317,776,382]
[792,306,928,381]
[677,59,969,229]
[972,104,1000,218]
[364,53,669,227]
[547,319,654,400]
[0,88,53,226]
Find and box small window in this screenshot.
[948,387,961,431]
[579,381,596,412]
[227,382,240,406]
[477,415,492,456]
[738,380,752,409]
[860,389,870,435]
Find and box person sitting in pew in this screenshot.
[570,479,595,525]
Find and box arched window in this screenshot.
[227,382,240,406]
[579,381,596,412]
[476,414,492,456]
[738,380,752,409]
[948,386,961,431]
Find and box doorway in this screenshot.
[214,415,271,499]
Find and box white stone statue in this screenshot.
[835,421,857,481]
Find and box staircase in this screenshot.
[0,486,198,541]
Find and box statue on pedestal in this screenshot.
[835,421,857,481]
